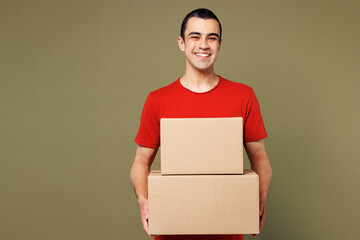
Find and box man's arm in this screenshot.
[130,145,158,238]
[244,139,272,237]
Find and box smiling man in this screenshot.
[130,8,272,240]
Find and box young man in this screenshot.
[130,8,272,240]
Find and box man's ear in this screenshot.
[219,39,222,47]
[177,37,185,51]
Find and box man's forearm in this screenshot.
[130,161,151,204]
[250,154,272,199]
[130,146,157,204]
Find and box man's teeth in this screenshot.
[195,53,210,57]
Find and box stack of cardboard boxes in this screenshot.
[148,117,259,235]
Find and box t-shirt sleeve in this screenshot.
[134,93,160,149]
[243,89,268,143]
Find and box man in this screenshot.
[130,8,272,240]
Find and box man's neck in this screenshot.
[180,70,219,93]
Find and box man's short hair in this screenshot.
[180,8,222,42]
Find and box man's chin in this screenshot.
[192,63,214,71]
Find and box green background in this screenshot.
[1,0,359,239]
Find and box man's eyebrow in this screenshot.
[188,31,201,36]
[188,32,220,38]
[208,33,220,38]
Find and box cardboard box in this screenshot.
[160,117,243,175]
[148,170,259,235]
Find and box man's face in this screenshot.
[178,17,222,72]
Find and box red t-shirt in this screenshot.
[135,76,267,240]
[135,75,267,149]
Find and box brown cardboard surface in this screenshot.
[148,169,259,235]
[160,117,243,174]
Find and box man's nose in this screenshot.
[199,37,210,49]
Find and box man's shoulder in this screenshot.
[221,76,254,94]
[148,79,179,98]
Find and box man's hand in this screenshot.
[250,196,268,237]
[259,196,267,233]
[138,197,153,238]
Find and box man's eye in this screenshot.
[209,37,217,40]
[191,36,199,39]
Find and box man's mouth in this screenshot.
[195,53,211,57]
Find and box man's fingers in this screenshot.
[252,203,267,237]
[141,210,153,238]
[142,217,152,238]
[259,207,266,232]
[141,216,148,231]
[138,199,152,238]
[259,200,266,216]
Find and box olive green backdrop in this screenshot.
[1,0,359,239]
